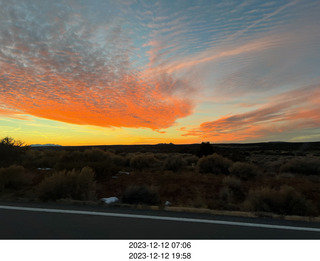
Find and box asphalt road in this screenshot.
[1,202,320,239]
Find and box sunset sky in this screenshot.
[1,0,319,145]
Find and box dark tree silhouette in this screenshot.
[197,142,214,157]
[0,137,28,167]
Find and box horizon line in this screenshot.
[27,140,320,147]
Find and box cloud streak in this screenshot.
[183,85,320,142]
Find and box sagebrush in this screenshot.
[38,167,96,201]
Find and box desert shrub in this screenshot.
[186,189,207,208]
[55,149,119,180]
[130,153,158,170]
[22,149,44,168]
[244,185,317,216]
[154,153,169,161]
[222,175,244,199]
[222,175,242,188]
[279,158,320,175]
[122,185,160,205]
[112,154,126,167]
[219,187,237,208]
[87,161,118,181]
[28,149,61,169]
[197,153,233,174]
[0,165,28,190]
[229,162,259,180]
[219,176,245,206]
[38,167,96,201]
[164,154,187,172]
[184,154,199,166]
[83,148,110,162]
[55,150,85,170]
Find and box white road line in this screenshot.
[1,205,320,232]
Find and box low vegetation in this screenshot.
[197,153,233,174]
[1,136,320,217]
[38,167,96,201]
[130,153,159,170]
[279,157,320,175]
[122,185,160,205]
[229,162,259,180]
[244,186,317,216]
[164,154,187,172]
[0,165,29,190]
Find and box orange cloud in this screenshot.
[0,7,194,131]
[183,85,320,142]
[0,60,193,129]
[0,106,30,121]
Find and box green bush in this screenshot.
[122,185,160,205]
[38,167,96,201]
[279,158,320,175]
[244,185,317,216]
[0,165,28,190]
[229,162,259,180]
[197,153,233,174]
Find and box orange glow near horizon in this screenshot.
[0,115,199,146]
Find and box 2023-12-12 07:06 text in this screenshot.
[129,241,192,249]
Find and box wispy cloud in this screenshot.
[224,0,299,41]
[142,0,319,97]
[182,85,320,142]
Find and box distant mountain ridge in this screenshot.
[30,144,62,147]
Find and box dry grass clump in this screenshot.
[222,176,244,199]
[244,185,317,216]
[279,157,320,175]
[219,176,245,210]
[122,185,160,205]
[38,167,96,201]
[0,165,29,190]
[229,162,259,180]
[197,153,233,174]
